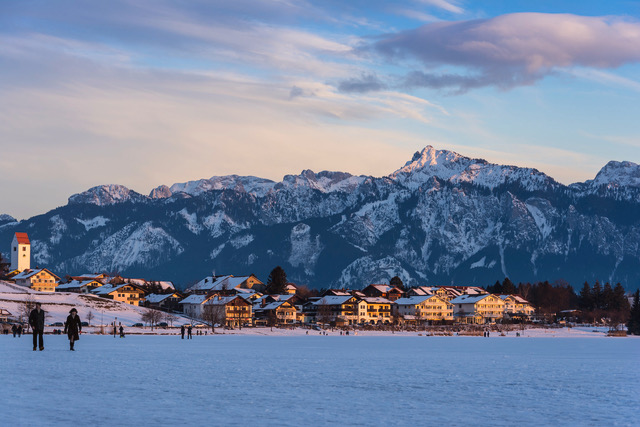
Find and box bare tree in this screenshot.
[141,309,163,330]
[202,303,226,333]
[317,300,332,327]
[163,311,179,327]
[86,310,94,326]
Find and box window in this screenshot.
[14,247,16,251]
[23,247,26,251]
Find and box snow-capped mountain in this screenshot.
[2,146,639,290]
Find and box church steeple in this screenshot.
[10,232,30,272]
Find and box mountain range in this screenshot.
[1,146,639,291]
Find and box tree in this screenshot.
[266,266,287,295]
[202,303,226,333]
[502,278,516,295]
[141,309,163,330]
[627,290,640,335]
[579,282,593,311]
[390,276,404,290]
[592,281,603,310]
[0,253,10,278]
[163,311,179,327]
[86,311,94,326]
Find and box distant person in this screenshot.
[29,302,46,351]
[64,308,82,351]
[180,325,185,339]
[119,325,125,338]
[17,324,22,337]
[187,325,192,339]
[12,324,17,337]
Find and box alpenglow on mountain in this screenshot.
[2,146,639,290]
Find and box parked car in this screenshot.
[81,322,89,327]
[132,323,143,327]
[158,322,168,328]
[50,322,64,327]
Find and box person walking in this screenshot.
[12,324,17,337]
[64,308,82,351]
[119,325,125,338]
[113,322,117,338]
[17,324,22,337]
[29,302,46,351]
[180,325,185,339]
[187,325,192,339]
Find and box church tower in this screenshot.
[10,232,30,272]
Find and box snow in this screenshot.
[1,332,637,426]
[75,216,109,231]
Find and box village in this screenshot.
[0,231,542,333]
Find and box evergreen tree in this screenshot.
[266,266,288,295]
[612,283,630,312]
[0,253,10,278]
[389,276,404,290]
[502,277,516,295]
[592,281,603,310]
[627,290,640,335]
[602,282,614,311]
[488,280,502,294]
[579,282,592,311]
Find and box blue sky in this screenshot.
[1,0,639,219]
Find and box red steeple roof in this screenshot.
[14,232,30,245]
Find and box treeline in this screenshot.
[487,278,633,326]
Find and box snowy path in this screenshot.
[2,334,638,426]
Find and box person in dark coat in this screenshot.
[12,324,17,337]
[17,324,22,337]
[29,302,46,351]
[119,325,125,338]
[64,308,82,351]
[187,325,192,339]
[181,325,185,339]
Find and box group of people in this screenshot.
[27,302,82,351]
[10,324,23,337]
[180,324,193,339]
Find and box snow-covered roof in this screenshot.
[361,297,392,304]
[92,283,144,295]
[145,293,175,304]
[205,295,244,306]
[179,294,209,305]
[450,294,498,304]
[257,300,294,311]
[186,275,233,292]
[13,268,60,281]
[499,294,530,304]
[395,296,433,305]
[313,296,353,306]
[57,280,101,290]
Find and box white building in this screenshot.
[10,232,30,272]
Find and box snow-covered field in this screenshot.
[2,334,638,426]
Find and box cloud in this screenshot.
[372,13,640,92]
[338,73,387,93]
[416,0,463,14]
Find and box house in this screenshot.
[362,284,404,301]
[145,292,184,311]
[450,294,505,324]
[499,295,535,319]
[186,274,265,295]
[92,283,146,306]
[179,294,210,318]
[13,268,60,292]
[56,280,103,293]
[202,295,253,328]
[254,300,297,326]
[0,308,11,322]
[360,297,393,325]
[10,232,30,272]
[284,283,297,295]
[310,295,359,326]
[394,296,453,324]
[70,273,108,283]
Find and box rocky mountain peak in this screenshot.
[68,184,146,206]
[592,160,640,189]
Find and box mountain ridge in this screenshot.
[2,146,639,291]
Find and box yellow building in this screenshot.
[395,295,453,323]
[451,294,505,324]
[360,297,393,325]
[500,295,535,318]
[13,268,60,292]
[93,283,146,306]
[203,295,253,328]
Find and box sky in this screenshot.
[1,0,639,220]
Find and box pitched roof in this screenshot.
[57,280,101,290]
[145,293,175,304]
[313,296,353,306]
[450,294,499,304]
[14,232,30,245]
[361,297,392,304]
[179,294,209,305]
[13,268,60,281]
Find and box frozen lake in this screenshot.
[2,334,638,426]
